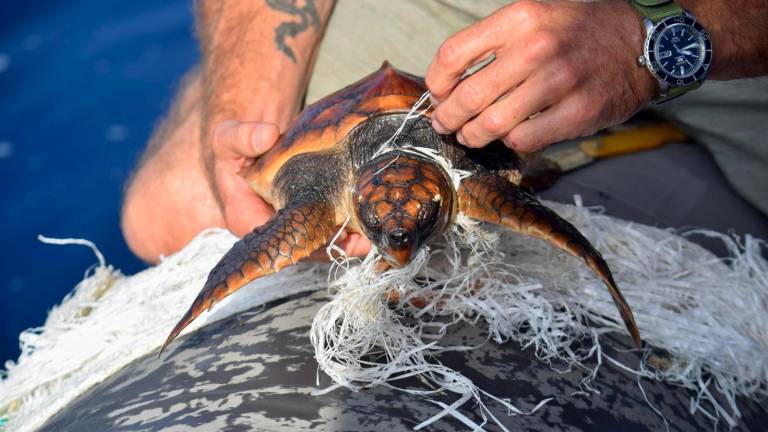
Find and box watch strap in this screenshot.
[630,0,683,22]
[654,82,701,104]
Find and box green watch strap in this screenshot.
[630,0,683,22]
[654,82,701,104]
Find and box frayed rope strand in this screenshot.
[38,235,106,268]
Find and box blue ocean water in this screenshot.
[0,1,198,365]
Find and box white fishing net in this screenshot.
[0,230,324,432]
[0,203,766,431]
[311,199,768,430]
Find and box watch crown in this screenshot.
[637,55,646,67]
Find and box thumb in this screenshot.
[212,120,280,159]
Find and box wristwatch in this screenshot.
[630,0,713,103]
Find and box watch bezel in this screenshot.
[643,13,712,90]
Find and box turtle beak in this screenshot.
[382,228,417,268]
[385,246,415,268]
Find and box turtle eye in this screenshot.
[363,208,381,231]
[358,204,383,241]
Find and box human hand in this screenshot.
[205,120,280,238]
[205,119,371,258]
[426,0,656,152]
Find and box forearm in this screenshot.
[677,0,768,79]
[197,0,335,134]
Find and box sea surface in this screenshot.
[0,0,198,365]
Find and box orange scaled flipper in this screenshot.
[159,203,335,354]
[458,174,642,347]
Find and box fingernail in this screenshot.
[456,131,467,146]
[429,94,440,107]
[432,119,448,134]
[250,125,264,151]
[251,123,276,151]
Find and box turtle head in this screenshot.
[353,152,455,267]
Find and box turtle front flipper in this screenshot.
[458,174,641,347]
[160,203,336,353]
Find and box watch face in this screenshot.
[645,15,712,87]
[654,24,705,78]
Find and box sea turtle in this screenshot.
[160,62,641,352]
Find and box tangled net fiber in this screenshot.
[311,200,768,430]
[0,198,765,431]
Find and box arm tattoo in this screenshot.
[266,0,320,62]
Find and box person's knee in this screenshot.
[121,178,168,264]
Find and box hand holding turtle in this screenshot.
[204,120,281,238]
[193,1,369,258]
[425,0,656,152]
[204,118,372,259]
[122,0,365,264]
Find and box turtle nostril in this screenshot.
[386,229,410,248]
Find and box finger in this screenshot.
[218,168,276,237]
[503,96,591,153]
[425,19,501,103]
[339,233,372,257]
[213,120,280,159]
[431,54,524,134]
[307,232,373,261]
[458,62,577,148]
